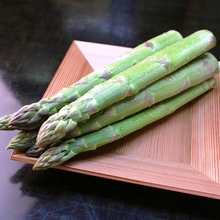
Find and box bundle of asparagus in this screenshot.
[1,29,219,170]
[6,52,218,151]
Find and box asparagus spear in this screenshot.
[33,77,216,170]
[36,30,217,147]
[7,30,182,131]
[6,52,218,152]
[67,52,219,137]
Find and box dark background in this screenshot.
[0,0,220,219]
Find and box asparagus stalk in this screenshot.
[7,30,182,131]
[7,52,219,153]
[36,30,216,147]
[33,77,216,170]
[67,52,219,137]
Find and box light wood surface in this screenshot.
[11,41,220,199]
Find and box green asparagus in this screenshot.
[7,52,219,153]
[36,30,216,147]
[7,30,182,131]
[33,77,216,170]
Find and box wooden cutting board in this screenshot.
[11,40,220,199]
